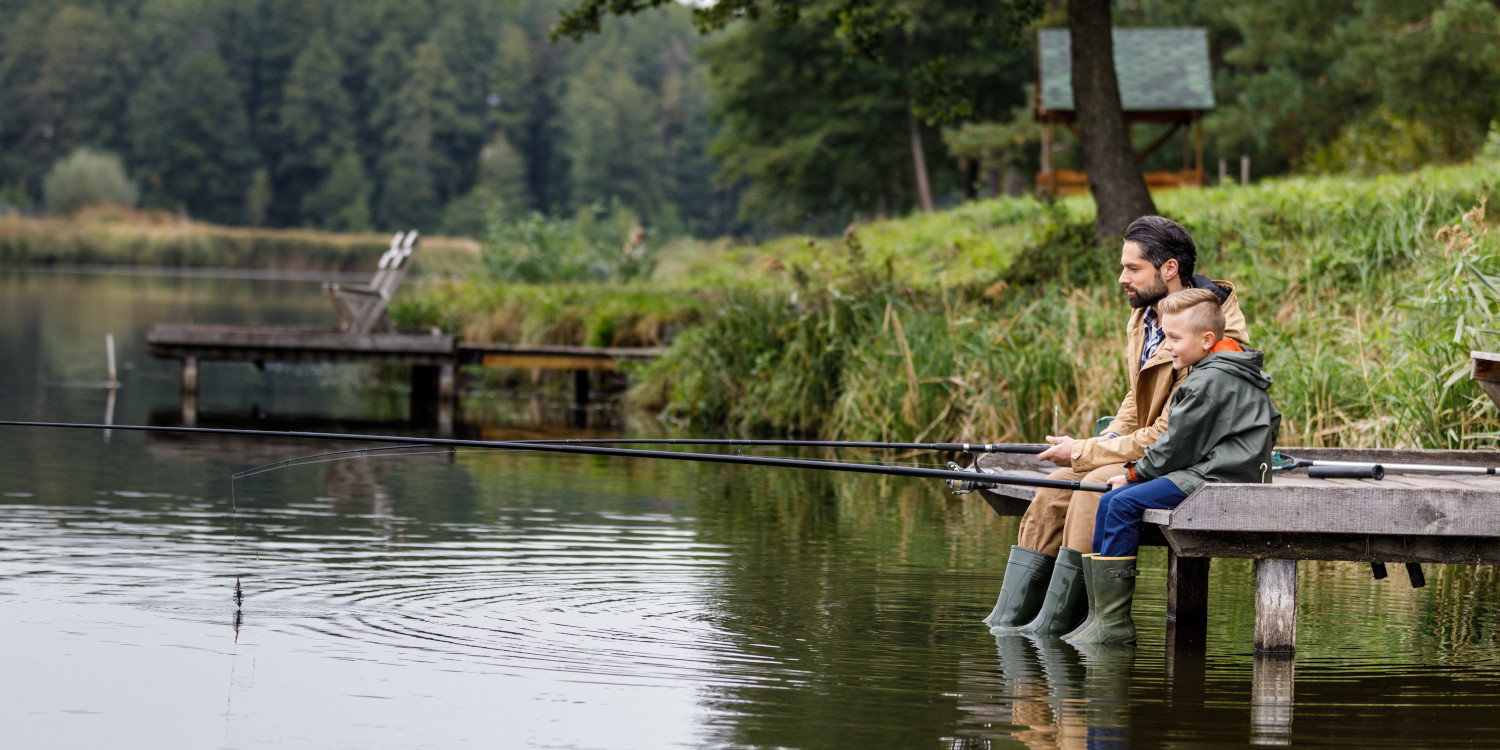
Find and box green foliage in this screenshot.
[303,149,374,232]
[480,200,657,284]
[0,209,473,271]
[405,162,1500,449]
[245,169,273,228]
[129,42,257,224]
[0,0,730,238]
[1134,0,1500,175]
[700,0,1033,226]
[42,148,137,216]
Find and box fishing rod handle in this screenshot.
[1308,464,1384,480]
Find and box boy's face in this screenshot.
[1160,310,1217,370]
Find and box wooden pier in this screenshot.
[144,231,661,415]
[146,324,661,415]
[974,446,1500,654]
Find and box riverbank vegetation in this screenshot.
[0,207,479,272]
[397,161,1500,450]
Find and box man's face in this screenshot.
[1118,241,1171,309]
[1160,311,1213,370]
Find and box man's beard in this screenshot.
[1125,272,1169,309]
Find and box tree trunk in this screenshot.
[907,107,934,213]
[1068,0,1155,238]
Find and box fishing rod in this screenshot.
[0,420,1108,493]
[522,438,1049,454]
[1275,451,1500,480]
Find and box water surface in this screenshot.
[4,269,1500,748]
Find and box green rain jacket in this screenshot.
[1127,346,1281,495]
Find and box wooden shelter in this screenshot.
[1034,28,1215,195]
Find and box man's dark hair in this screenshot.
[1123,216,1196,280]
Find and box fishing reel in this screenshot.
[945,461,998,495]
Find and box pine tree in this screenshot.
[303,147,374,231]
[278,33,358,224]
[130,41,257,224]
[376,18,487,229]
[561,59,664,218]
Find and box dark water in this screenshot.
[4,269,1500,748]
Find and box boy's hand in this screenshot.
[1106,474,1129,490]
[1037,435,1076,467]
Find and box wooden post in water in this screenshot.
[1254,558,1297,653]
[1166,550,1209,647]
[181,355,199,395]
[1251,654,1295,745]
[438,363,456,401]
[574,370,591,408]
[105,333,119,388]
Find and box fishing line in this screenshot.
[232,444,437,479]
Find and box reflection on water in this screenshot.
[6,269,1500,748]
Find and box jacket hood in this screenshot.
[1195,347,1273,390]
[1188,274,1232,305]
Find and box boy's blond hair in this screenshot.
[1156,288,1225,340]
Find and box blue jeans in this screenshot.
[1092,477,1188,558]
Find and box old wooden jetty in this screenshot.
[145,230,660,415]
[975,447,1500,654]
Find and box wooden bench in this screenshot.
[324,230,419,335]
[974,448,1500,652]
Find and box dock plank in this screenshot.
[1172,484,1500,536]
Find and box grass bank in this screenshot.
[398,162,1500,450]
[0,206,479,273]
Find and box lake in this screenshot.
[3,268,1500,748]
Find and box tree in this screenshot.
[561,59,665,217]
[702,14,922,224]
[303,147,374,231]
[556,0,1156,235]
[440,133,531,237]
[277,34,358,224]
[375,16,488,229]
[0,5,133,200]
[129,41,257,224]
[42,148,139,215]
[1069,0,1155,236]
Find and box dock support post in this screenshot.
[181,355,199,395]
[574,369,590,408]
[1251,654,1295,745]
[438,363,455,401]
[1166,550,1209,641]
[1254,558,1297,653]
[411,365,439,403]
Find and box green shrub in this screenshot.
[480,200,656,284]
[42,148,138,216]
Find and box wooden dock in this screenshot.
[974,447,1500,653]
[146,324,662,413]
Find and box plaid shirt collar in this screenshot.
[1141,307,1164,368]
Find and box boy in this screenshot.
[1065,288,1281,645]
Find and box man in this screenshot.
[984,215,1248,635]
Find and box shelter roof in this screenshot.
[1037,28,1215,115]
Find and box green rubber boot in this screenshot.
[1061,554,1098,642]
[1017,547,1088,636]
[1069,556,1137,645]
[984,546,1055,632]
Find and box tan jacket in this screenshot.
[1071,276,1247,472]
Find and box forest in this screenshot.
[2,0,1498,239]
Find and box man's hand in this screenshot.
[1106,474,1129,490]
[1036,435,1076,467]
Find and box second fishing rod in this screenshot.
[0,421,1105,493]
